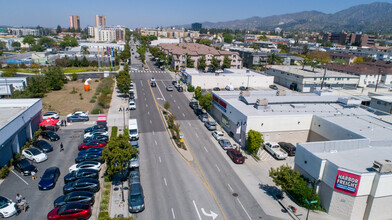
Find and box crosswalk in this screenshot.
[130,70,167,73]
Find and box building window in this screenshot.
[221,114,230,127]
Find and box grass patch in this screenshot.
[63,69,88,73]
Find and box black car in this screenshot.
[75,153,103,164]
[64,169,99,184]
[189,101,198,109]
[13,159,37,176]
[128,182,145,213]
[33,140,53,152]
[83,134,109,143]
[194,108,203,116]
[38,167,60,190]
[172,81,177,86]
[150,81,156,87]
[213,87,220,91]
[41,130,60,142]
[54,191,95,207]
[239,86,248,91]
[84,125,108,133]
[278,142,296,156]
[67,114,89,122]
[63,178,100,194]
[78,147,103,157]
[177,86,183,92]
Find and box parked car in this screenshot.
[177,86,183,92]
[213,87,220,91]
[67,111,88,117]
[43,112,60,120]
[128,169,140,184]
[204,121,217,131]
[13,159,37,176]
[54,191,95,207]
[263,142,288,160]
[227,149,245,164]
[129,155,140,168]
[0,196,17,218]
[239,86,248,91]
[130,141,139,149]
[83,134,109,143]
[78,147,103,156]
[212,131,224,140]
[218,139,233,150]
[64,169,99,184]
[47,203,91,220]
[75,153,103,164]
[41,130,60,142]
[172,81,177,87]
[69,161,102,172]
[194,108,203,116]
[63,178,100,194]
[150,81,156,87]
[278,142,296,156]
[67,114,89,122]
[199,113,208,122]
[166,85,173,91]
[129,101,136,110]
[128,183,145,213]
[189,101,198,109]
[269,85,278,90]
[84,130,108,138]
[84,125,107,133]
[33,140,53,152]
[78,141,106,151]
[38,167,60,190]
[22,148,48,163]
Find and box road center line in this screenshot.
[155,140,158,145]
[195,133,199,138]
[216,164,221,172]
[150,120,152,124]
[171,208,176,219]
[188,121,191,126]
[237,198,252,220]
[140,80,143,86]
[159,156,161,163]
[164,178,167,186]
[170,94,173,97]
[146,104,148,108]
[182,113,185,118]
[11,170,29,185]
[204,146,209,153]
[192,200,202,220]
[177,106,180,109]
[173,99,176,103]
[227,184,234,193]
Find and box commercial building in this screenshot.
[0,99,42,167]
[191,23,202,31]
[210,89,392,220]
[95,15,106,27]
[69,15,80,30]
[0,77,28,97]
[323,33,375,46]
[138,27,199,39]
[182,68,274,90]
[93,26,125,42]
[265,65,359,92]
[7,28,41,36]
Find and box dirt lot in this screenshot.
[41,79,109,116]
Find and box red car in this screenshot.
[47,203,91,220]
[78,141,106,151]
[227,149,245,164]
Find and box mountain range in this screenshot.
[177,2,392,32]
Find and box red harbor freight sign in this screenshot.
[334,170,361,196]
[213,94,227,112]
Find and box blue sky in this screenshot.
[1,0,390,29]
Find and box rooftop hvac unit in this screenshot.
[372,160,392,173]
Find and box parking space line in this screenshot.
[216,164,221,172]
[155,140,158,145]
[204,146,209,153]
[171,208,176,219]
[237,198,252,220]
[227,183,234,192]
[11,170,29,185]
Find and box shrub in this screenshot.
[187,84,195,92]
[95,79,99,82]
[246,130,263,155]
[33,129,42,141]
[71,73,78,81]
[90,99,96,103]
[70,87,77,94]
[0,166,9,179]
[98,94,111,108]
[91,108,102,114]
[98,212,110,220]
[111,126,118,139]
[164,101,170,110]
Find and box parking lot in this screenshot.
[0,120,96,219]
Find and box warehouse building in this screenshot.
[0,99,42,167]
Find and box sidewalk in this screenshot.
[107,80,130,218]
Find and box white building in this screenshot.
[93,26,125,42]
[8,27,41,36]
[0,77,28,96]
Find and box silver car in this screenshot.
[129,155,140,168]
[166,85,173,91]
[204,121,216,131]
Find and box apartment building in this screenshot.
[138,28,199,39]
[323,33,375,46]
[95,15,106,27]
[7,28,41,36]
[93,26,125,42]
[69,15,80,30]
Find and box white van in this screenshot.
[128,119,139,141]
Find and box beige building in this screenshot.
[158,43,242,71]
[139,28,199,39]
[69,15,80,30]
[95,15,106,27]
[93,26,125,42]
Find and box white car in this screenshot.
[22,148,48,163]
[69,161,101,172]
[151,77,155,82]
[263,142,288,160]
[129,101,136,110]
[0,196,17,218]
[129,155,139,168]
[43,112,60,120]
[84,130,109,138]
[212,131,224,140]
[66,111,88,117]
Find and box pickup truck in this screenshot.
[263,142,288,160]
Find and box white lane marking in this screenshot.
[156,82,166,101]
[227,184,234,193]
[140,80,143,86]
[182,113,185,118]
[192,200,202,220]
[187,121,191,126]
[152,130,155,135]
[143,92,145,96]
[195,133,199,138]
[173,99,176,103]
[204,146,209,153]
[155,140,158,145]
[11,170,29,185]
[150,120,152,124]
[172,208,176,219]
[237,198,252,220]
[170,94,173,97]
[164,178,167,186]
[148,111,150,115]
[177,106,180,109]
[161,80,166,87]
[146,104,148,108]
[215,164,221,172]
[159,156,161,163]
[145,97,146,101]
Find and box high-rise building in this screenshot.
[69,15,80,30]
[191,23,202,31]
[95,15,106,27]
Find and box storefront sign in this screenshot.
[212,94,227,112]
[334,170,361,196]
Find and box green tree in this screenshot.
[223,34,234,44]
[2,66,17,77]
[194,86,202,99]
[0,41,6,50]
[197,55,207,71]
[321,41,333,47]
[199,93,212,110]
[12,75,48,98]
[246,130,263,155]
[116,67,131,94]
[259,34,268,41]
[11,41,21,50]
[164,101,170,110]
[302,44,309,55]
[81,46,90,55]
[186,54,194,68]
[31,44,45,52]
[198,38,212,46]
[39,37,55,48]
[277,44,289,53]
[81,56,89,67]
[309,60,320,72]
[269,164,300,192]
[73,56,80,67]
[222,55,231,69]
[56,25,62,34]
[308,50,331,64]
[268,53,284,65]
[210,56,220,72]
[298,58,309,70]
[45,66,67,90]
[23,36,35,46]
[353,57,364,64]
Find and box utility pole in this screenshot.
[375,68,382,92]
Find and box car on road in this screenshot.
[194,108,203,116]
[0,196,17,218]
[69,161,102,172]
[278,142,296,156]
[239,86,248,91]
[218,139,233,150]
[172,81,178,87]
[189,101,198,109]
[75,153,103,164]
[151,77,155,82]
[263,142,288,160]
[213,87,220,91]
[166,85,173,91]
[84,125,108,133]
[269,85,278,90]
[204,121,217,131]
[199,113,208,122]
[84,130,108,138]
[54,191,95,207]
[83,134,109,143]
[67,114,89,122]
[64,169,99,184]
[38,167,60,190]
[128,182,145,213]
[41,130,60,142]
[212,131,224,140]
[22,148,48,163]
[150,81,156,87]
[78,147,103,156]
[78,141,106,151]
[63,178,100,194]
[33,140,53,153]
[129,155,140,168]
[129,169,140,184]
[43,112,60,120]
[177,86,183,92]
[227,149,245,164]
[47,203,91,220]
[13,158,37,176]
[66,111,88,117]
[129,101,136,110]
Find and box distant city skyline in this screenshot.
[1,0,391,29]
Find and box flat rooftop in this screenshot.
[184,68,270,77]
[0,99,40,129]
[269,65,358,78]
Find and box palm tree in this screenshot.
[81,46,90,55]
[268,53,284,65]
